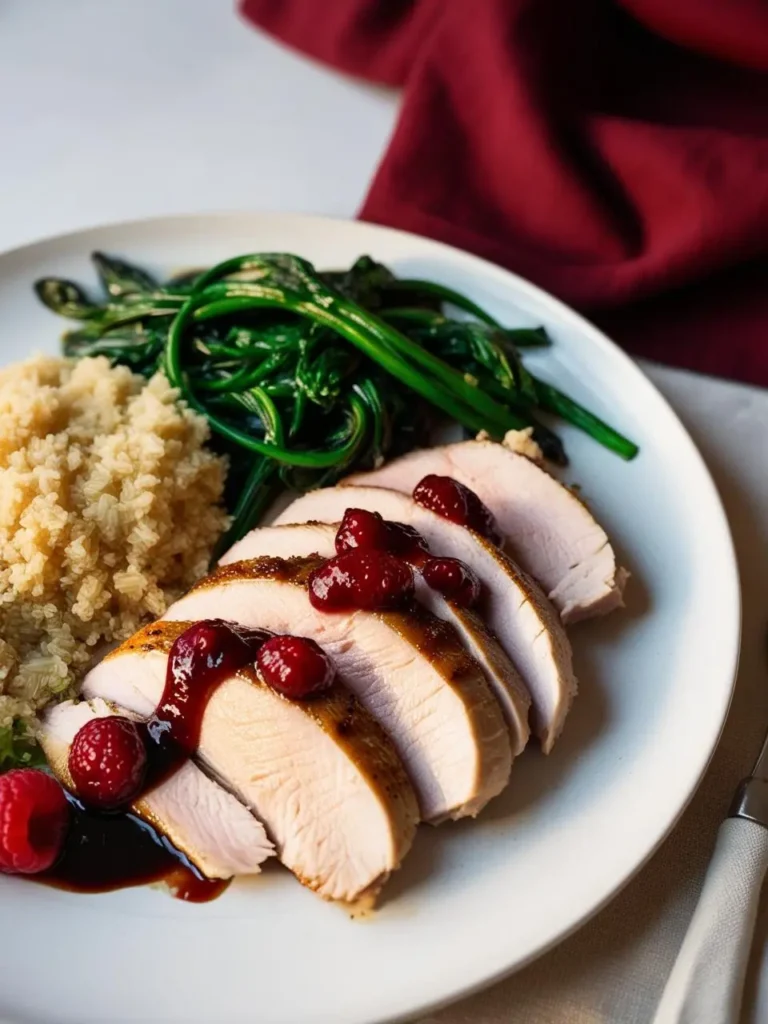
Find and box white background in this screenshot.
[0,3,766,1023]
[0,0,397,248]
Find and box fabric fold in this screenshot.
[242,0,768,385]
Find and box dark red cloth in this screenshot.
[241,0,768,385]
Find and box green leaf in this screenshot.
[63,322,165,369]
[411,321,518,392]
[322,255,397,310]
[502,326,551,348]
[92,251,158,298]
[0,719,46,772]
[34,277,99,320]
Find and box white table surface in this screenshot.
[1,3,767,1023]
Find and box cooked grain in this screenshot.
[0,355,229,737]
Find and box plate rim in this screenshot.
[0,209,742,1024]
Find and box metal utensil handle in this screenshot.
[652,817,768,1024]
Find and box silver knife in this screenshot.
[652,732,768,1024]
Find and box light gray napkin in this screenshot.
[653,818,768,1024]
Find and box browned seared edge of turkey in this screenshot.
[84,620,419,903]
[221,521,531,757]
[106,621,418,824]
[275,488,576,753]
[161,556,512,823]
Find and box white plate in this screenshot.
[0,213,739,1024]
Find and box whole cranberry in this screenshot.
[68,716,147,811]
[257,635,335,700]
[335,508,391,555]
[0,769,69,874]
[412,475,501,544]
[308,550,415,612]
[422,556,482,607]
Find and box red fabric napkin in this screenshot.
[241,0,768,386]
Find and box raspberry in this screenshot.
[69,716,147,811]
[0,769,69,874]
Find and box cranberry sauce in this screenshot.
[412,475,501,544]
[257,635,335,700]
[422,557,482,607]
[39,792,225,902]
[39,619,271,902]
[146,619,271,767]
[308,550,415,612]
[335,508,390,555]
[385,522,430,567]
[327,507,487,610]
[335,508,430,567]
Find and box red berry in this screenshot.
[0,769,69,874]
[69,716,147,811]
[412,475,501,544]
[257,635,335,700]
[335,508,391,555]
[308,550,415,612]
[422,556,482,607]
[385,521,430,567]
[335,508,430,567]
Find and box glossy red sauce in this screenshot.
[422,556,482,607]
[384,521,430,568]
[147,619,270,763]
[329,506,484,609]
[37,794,227,902]
[256,635,335,699]
[37,620,271,902]
[308,550,415,612]
[335,508,430,567]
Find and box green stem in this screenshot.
[533,378,638,460]
[335,300,531,434]
[193,351,290,393]
[381,308,446,327]
[183,291,499,435]
[196,283,532,436]
[382,279,502,327]
[167,297,370,467]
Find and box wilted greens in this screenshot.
[0,719,47,773]
[35,251,637,549]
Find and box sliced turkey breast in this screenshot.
[83,622,419,902]
[156,559,511,821]
[222,522,530,757]
[276,488,576,752]
[40,698,274,881]
[344,437,627,624]
[416,585,530,756]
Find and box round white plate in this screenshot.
[0,213,739,1024]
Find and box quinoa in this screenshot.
[0,355,229,746]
